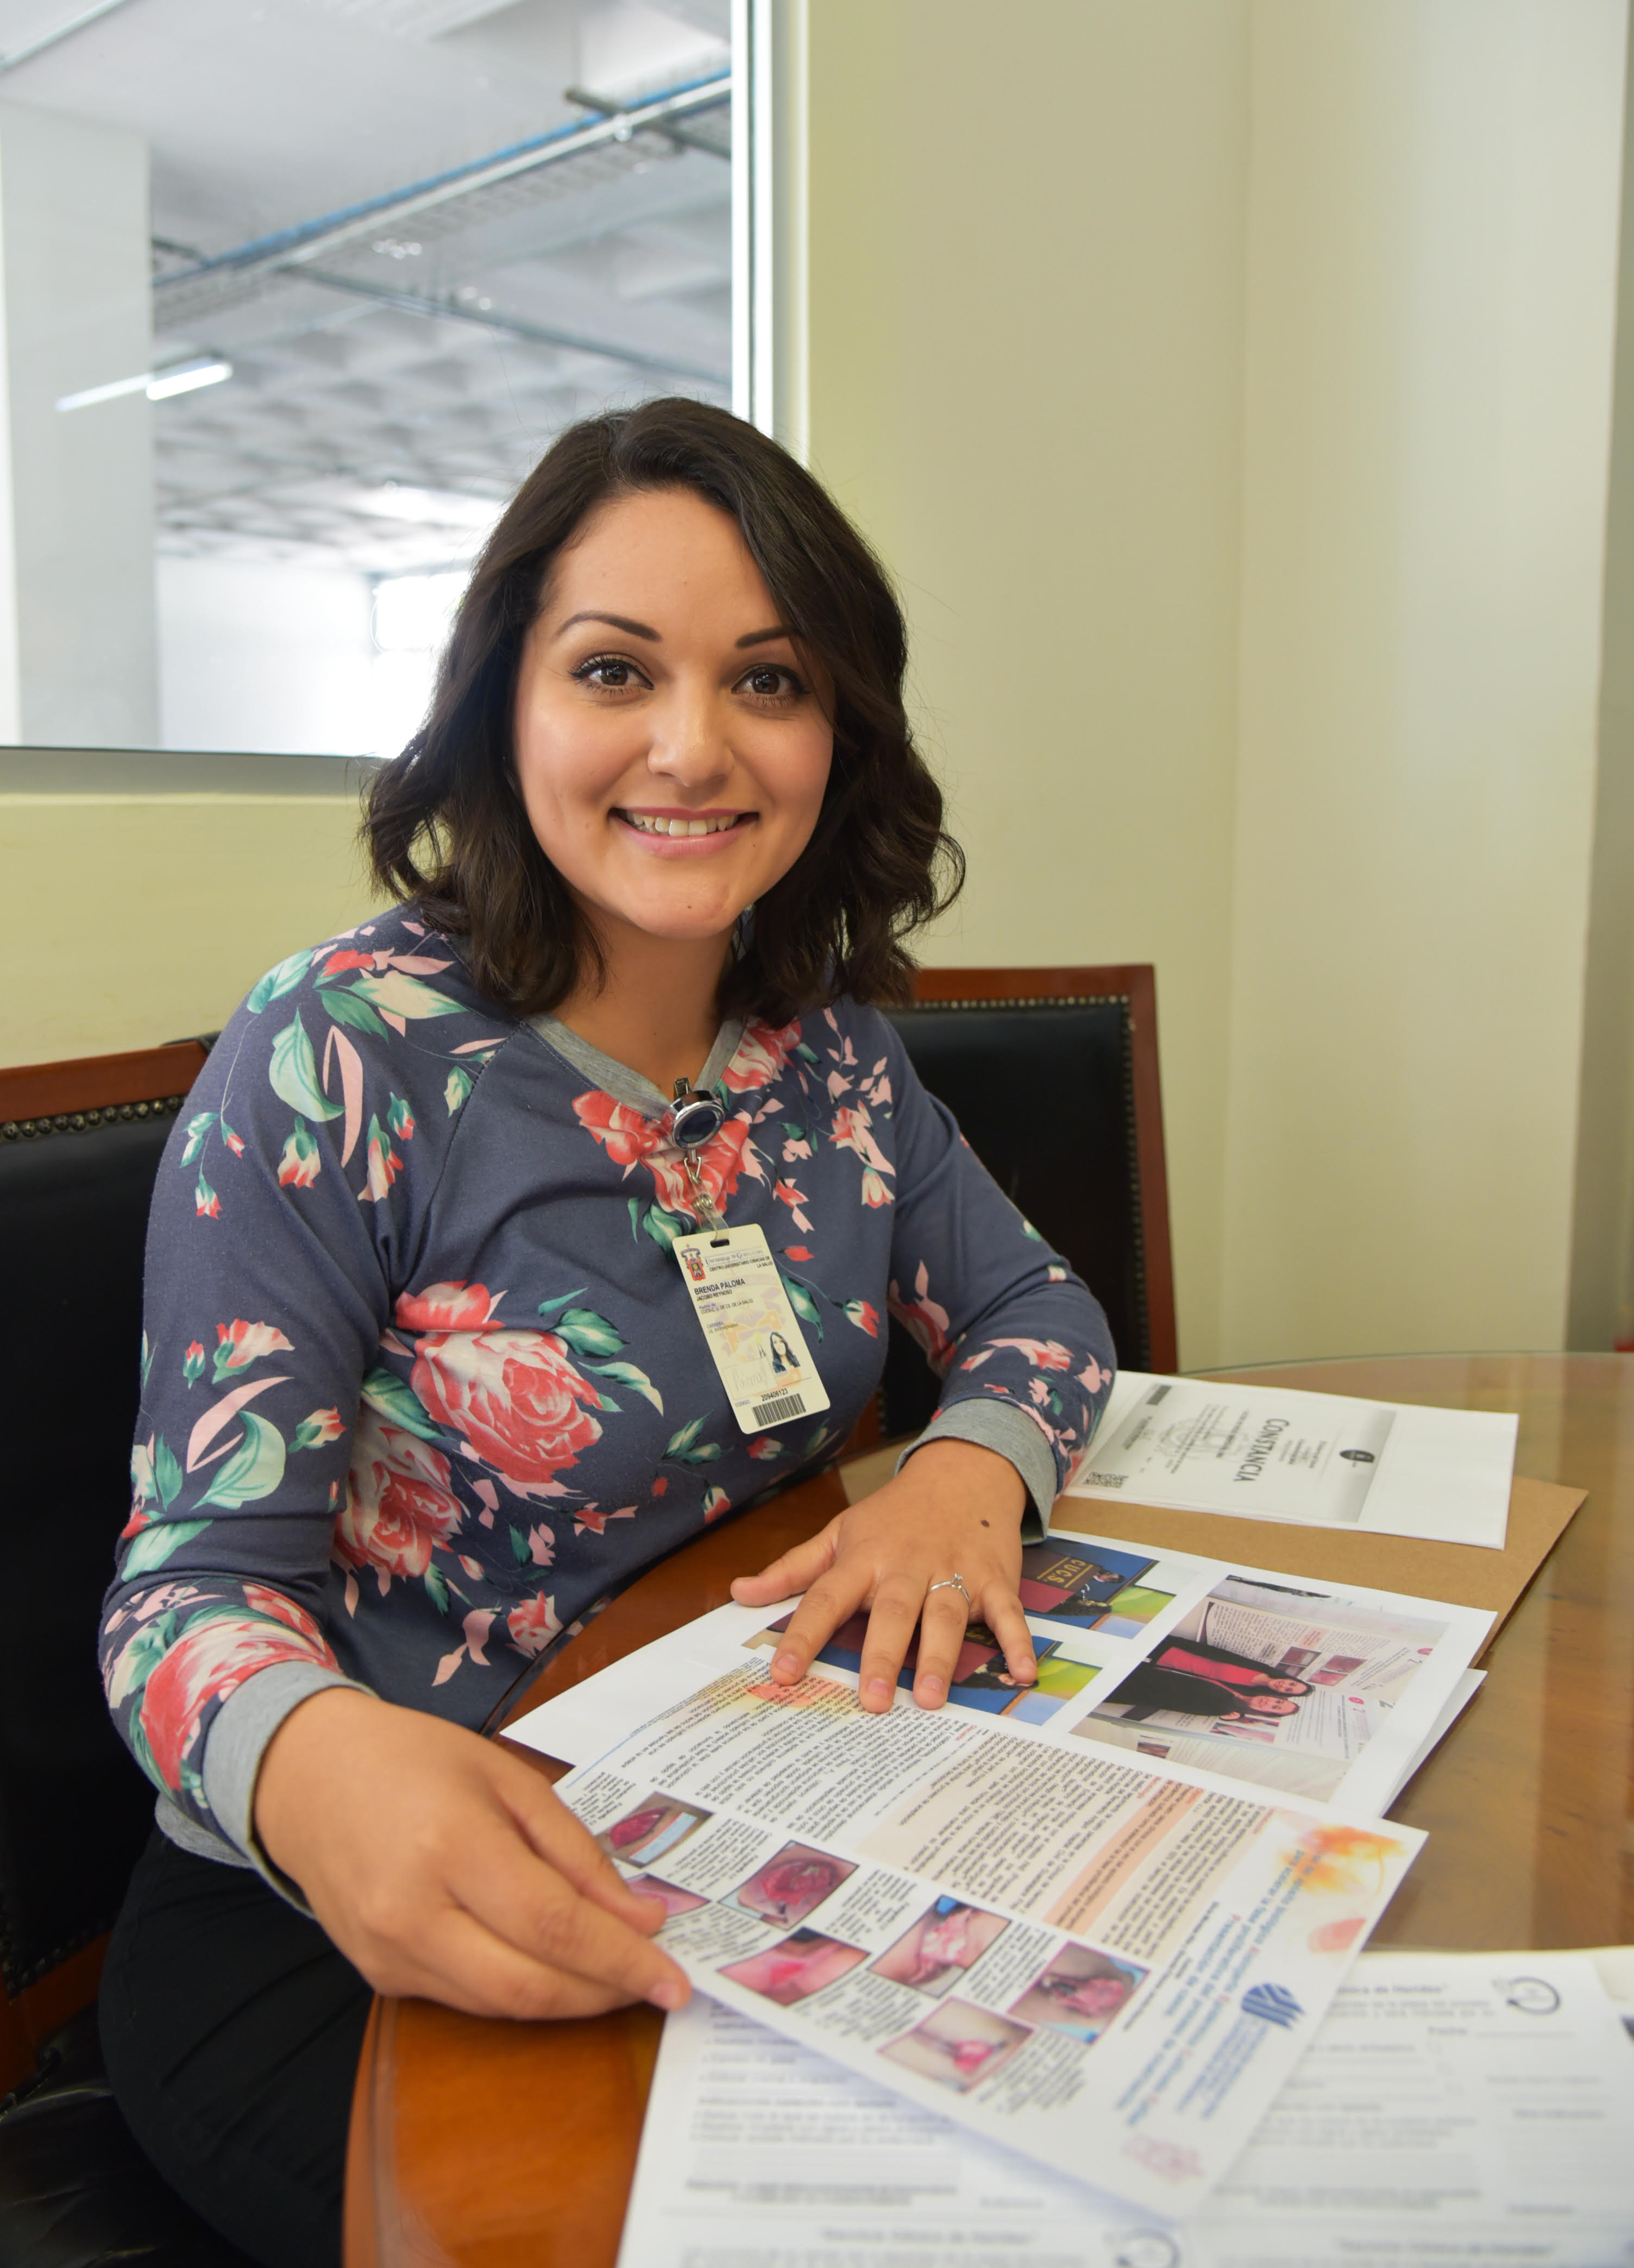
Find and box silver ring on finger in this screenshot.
[926,1574,971,1610]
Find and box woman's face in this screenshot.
[513,486,834,953]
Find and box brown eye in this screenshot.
[573,655,644,691]
[740,665,804,701]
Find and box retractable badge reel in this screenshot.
[668,1078,731,1238]
[666,1077,829,1436]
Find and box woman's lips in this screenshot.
[612,808,755,855]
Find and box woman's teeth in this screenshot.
[623,812,741,837]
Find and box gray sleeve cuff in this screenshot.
[896,1398,1058,1542]
[202,1657,372,1909]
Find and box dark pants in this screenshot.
[99,1829,372,2268]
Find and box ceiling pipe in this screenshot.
[562,83,728,160]
[300,266,728,388]
[0,0,141,74]
[155,66,730,301]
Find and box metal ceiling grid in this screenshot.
[9,0,733,570]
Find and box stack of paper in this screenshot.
[547,1660,1423,2212]
[515,1527,1507,2217]
[505,1376,1583,2241]
[618,1950,1634,2268]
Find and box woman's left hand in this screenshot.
[728,1437,1036,1712]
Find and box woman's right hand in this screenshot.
[253,1686,690,2020]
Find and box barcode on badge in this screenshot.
[752,1390,807,1427]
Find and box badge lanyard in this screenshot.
[667,1078,830,1436]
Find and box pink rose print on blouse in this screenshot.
[334,1408,463,1584]
[211,1319,293,1383]
[278,1124,320,1188]
[241,1584,329,1645]
[291,1406,345,1451]
[362,1115,405,1203]
[774,1178,813,1233]
[395,1281,494,1331]
[139,1611,334,1793]
[829,1102,895,1208]
[573,1089,760,1222]
[507,1590,561,1657]
[888,1262,955,1374]
[722,1018,801,1094]
[397,1280,606,1500]
[960,1337,1072,1373]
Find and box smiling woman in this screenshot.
[366,399,952,1038]
[504,480,838,1091]
[95,397,1117,2268]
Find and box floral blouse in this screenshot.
[99,905,1116,1881]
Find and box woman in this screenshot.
[1113,1653,1310,1720]
[97,398,1114,2266]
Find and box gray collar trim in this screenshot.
[527,1014,749,1118]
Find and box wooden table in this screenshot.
[344,1353,1634,2267]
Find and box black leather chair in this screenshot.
[0,1040,254,2265]
[877,964,1177,1441]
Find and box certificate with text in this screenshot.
[1061,1372,1516,1549]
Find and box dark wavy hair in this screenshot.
[364,397,963,1023]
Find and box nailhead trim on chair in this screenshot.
[0,1096,186,1142]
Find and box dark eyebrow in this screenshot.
[556,610,661,640]
[736,625,791,648]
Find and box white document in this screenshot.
[554,1655,1423,2217]
[507,1597,775,1770]
[511,1531,1493,1818]
[1062,1372,1516,1550]
[618,1950,1634,2268]
[1379,1666,1484,1808]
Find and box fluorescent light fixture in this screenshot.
[56,355,232,412]
[146,357,232,401]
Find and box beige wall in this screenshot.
[804,0,1253,1368]
[1220,0,1627,1362]
[800,0,1629,1367]
[0,751,382,1069]
[1570,9,1634,1354]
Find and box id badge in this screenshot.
[673,1223,831,1434]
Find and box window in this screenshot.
[4,0,733,755]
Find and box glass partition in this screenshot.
[0,0,733,756]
